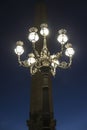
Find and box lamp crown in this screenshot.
[29,27,38,33]
[40,23,48,28]
[16,41,24,46]
[58,29,67,34]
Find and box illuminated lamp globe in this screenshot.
[14,41,24,55]
[28,27,39,43]
[57,29,68,44]
[51,59,60,68]
[65,47,75,57]
[40,23,49,36]
[27,53,36,66]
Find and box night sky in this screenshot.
[0,0,87,130]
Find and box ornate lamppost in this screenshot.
[14,23,75,130]
[14,23,74,76]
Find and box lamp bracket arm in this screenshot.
[68,57,72,67]
[58,57,73,69]
[18,55,29,67]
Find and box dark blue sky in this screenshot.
[0,0,87,130]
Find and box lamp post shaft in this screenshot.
[27,67,56,130]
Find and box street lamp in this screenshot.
[14,23,75,76]
[14,23,75,130]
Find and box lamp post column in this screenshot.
[27,66,56,130]
[41,67,56,130]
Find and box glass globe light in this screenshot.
[57,29,68,44]
[40,23,49,36]
[50,55,60,67]
[28,27,39,43]
[27,53,36,66]
[14,41,24,55]
[51,59,60,68]
[65,47,75,57]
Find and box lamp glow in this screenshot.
[27,53,36,66]
[40,23,49,36]
[14,41,24,55]
[28,32,39,43]
[57,29,68,44]
[51,59,60,67]
[65,47,75,57]
[50,55,60,67]
[28,27,39,43]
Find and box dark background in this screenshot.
[0,0,87,130]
